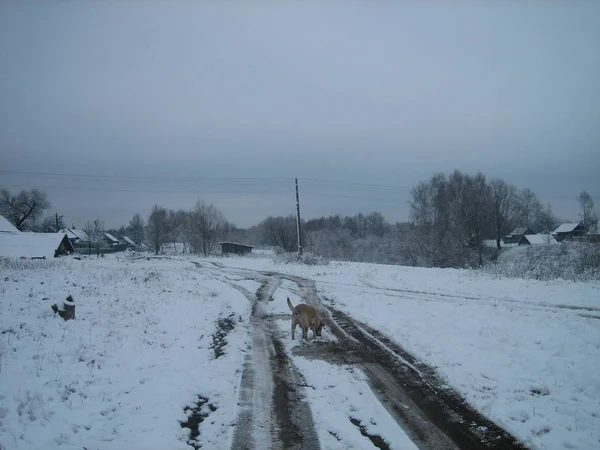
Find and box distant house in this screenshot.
[120,236,136,248]
[518,234,558,246]
[0,232,75,259]
[510,226,536,237]
[59,228,90,246]
[100,232,119,247]
[219,242,254,256]
[553,223,588,241]
[503,226,536,245]
[0,215,19,234]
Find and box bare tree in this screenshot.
[128,213,145,245]
[190,201,227,257]
[39,213,65,233]
[490,179,518,251]
[466,173,493,266]
[83,218,105,256]
[260,215,298,252]
[538,203,558,233]
[516,188,542,230]
[147,205,168,255]
[579,191,598,235]
[0,188,51,231]
[409,173,450,267]
[168,209,191,253]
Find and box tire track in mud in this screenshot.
[193,262,526,449]
[286,274,526,450]
[227,274,321,450]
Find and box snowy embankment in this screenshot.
[214,256,600,450]
[0,255,251,450]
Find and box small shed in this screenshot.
[218,242,254,256]
[0,232,76,258]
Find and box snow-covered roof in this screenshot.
[0,215,19,233]
[523,234,558,245]
[59,228,90,242]
[121,236,135,245]
[103,232,119,243]
[554,223,582,233]
[509,227,531,236]
[0,233,74,258]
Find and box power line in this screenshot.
[1,169,596,200]
[0,169,411,192]
[0,183,290,195]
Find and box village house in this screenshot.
[100,232,119,247]
[503,226,536,245]
[58,228,90,247]
[553,223,588,241]
[119,236,136,249]
[0,215,76,258]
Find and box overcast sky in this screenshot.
[1,1,599,229]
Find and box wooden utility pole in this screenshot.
[55,213,63,232]
[295,177,303,259]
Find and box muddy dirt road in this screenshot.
[193,262,525,450]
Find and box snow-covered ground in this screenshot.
[1,252,599,449]
[0,255,251,449]
[214,255,600,450]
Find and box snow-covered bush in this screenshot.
[272,247,329,266]
[484,242,600,282]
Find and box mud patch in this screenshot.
[292,340,363,365]
[349,417,391,450]
[211,313,237,359]
[180,395,217,449]
[270,337,304,446]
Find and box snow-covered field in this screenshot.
[0,256,251,449]
[1,252,599,449]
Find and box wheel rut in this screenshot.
[195,263,526,449]
[228,275,320,450]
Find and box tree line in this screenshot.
[1,171,597,268]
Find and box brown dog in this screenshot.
[287,297,323,340]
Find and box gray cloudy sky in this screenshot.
[1,1,599,229]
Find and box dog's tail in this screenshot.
[287,297,295,313]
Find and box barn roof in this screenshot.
[0,215,19,233]
[554,223,582,233]
[523,234,558,245]
[0,233,75,258]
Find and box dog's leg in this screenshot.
[291,315,296,340]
